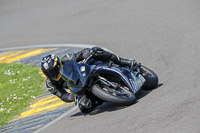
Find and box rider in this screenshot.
[41,47,134,113]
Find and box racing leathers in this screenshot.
[46,78,74,102]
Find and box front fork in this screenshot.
[97,75,129,96]
[97,75,118,89]
[74,96,78,106]
[131,62,147,77]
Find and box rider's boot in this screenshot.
[119,58,135,68]
[61,93,75,102]
[110,54,135,68]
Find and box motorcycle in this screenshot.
[60,56,158,110]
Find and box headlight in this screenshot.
[80,66,86,72]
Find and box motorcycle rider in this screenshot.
[41,47,134,113]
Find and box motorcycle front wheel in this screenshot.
[141,66,158,91]
[92,84,136,105]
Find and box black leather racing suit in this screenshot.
[46,78,73,102]
[61,47,124,65]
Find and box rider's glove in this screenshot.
[82,48,94,59]
[61,53,74,64]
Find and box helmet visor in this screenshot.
[43,64,59,80]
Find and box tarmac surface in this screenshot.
[1,0,200,133]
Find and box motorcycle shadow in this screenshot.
[71,102,127,117]
[137,83,163,99]
[71,83,163,116]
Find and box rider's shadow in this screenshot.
[70,83,163,116]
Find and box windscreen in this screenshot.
[60,59,82,87]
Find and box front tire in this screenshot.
[92,84,136,105]
[141,66,158,91]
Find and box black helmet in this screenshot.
[41,54,62,81]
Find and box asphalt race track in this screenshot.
[1,0,200,133]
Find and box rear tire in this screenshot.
[92,84,136,105]
[141,66,158,91]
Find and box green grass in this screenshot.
[0,63,45,127]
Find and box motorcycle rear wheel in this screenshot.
[92,84,136,105]
[141,66,158,91]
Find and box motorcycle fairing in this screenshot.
[60,59,94,95]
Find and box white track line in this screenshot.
[34,106,79,133]
[0,44,111,52]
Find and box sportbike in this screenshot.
[60,57,158,110]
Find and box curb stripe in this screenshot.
[0,50,25,61]
[31,97,60,108]
[19,102,73,118]
[0,50,14,57]
[0,48,55,63]
[36,94,55,101]
[19,48,63,64]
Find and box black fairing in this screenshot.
[60,59,93,96]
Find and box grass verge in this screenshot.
[0,63,45,127]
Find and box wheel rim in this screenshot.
[100,84,132,98]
